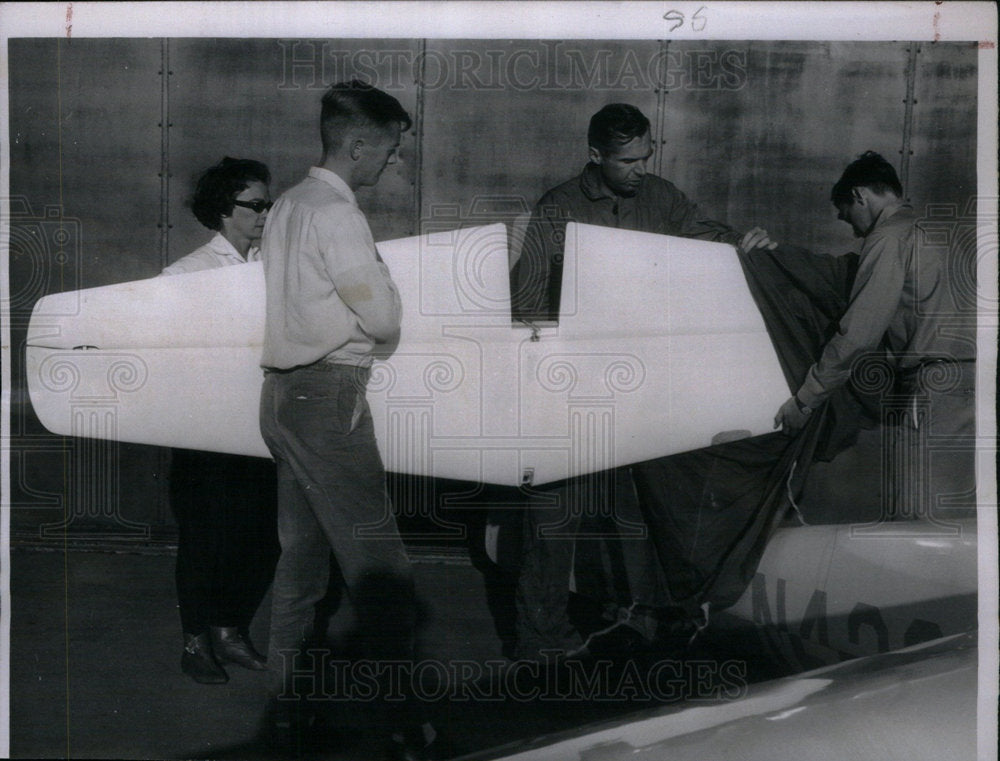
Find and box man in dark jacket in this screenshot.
[512,103,777,661]
[511,103,773,323]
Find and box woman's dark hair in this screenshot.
[190,157,270,231]
[587,103,651,155]
[831,151,903,207]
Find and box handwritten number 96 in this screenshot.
[664,7,707,32]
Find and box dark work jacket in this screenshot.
[511,163,742,322]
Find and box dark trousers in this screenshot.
[515,467,666,660]
[890,361,977,521]
[169,449,279,635]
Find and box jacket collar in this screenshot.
[579,162,616,201]
[578,162,649,201]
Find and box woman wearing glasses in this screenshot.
[162,157,279,683]
[163,156,274,274]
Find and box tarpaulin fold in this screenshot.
[632,243,878,612]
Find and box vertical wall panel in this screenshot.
[661,41,912,256]
[907,41,978,212]
[8,39,165,285]
[7,38,169,539]
[904,41,980,367]
[168,38,420,256]
[5,38,981,540]
[419,40,660,227]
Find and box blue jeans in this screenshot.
[259,362,414,697]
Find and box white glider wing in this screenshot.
[26,222,790,486]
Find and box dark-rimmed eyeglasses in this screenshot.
[232,199,273,214]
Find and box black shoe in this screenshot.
[262,700,318,757]
[572,621,651,661]
[385,724,456,761]
[210,626,268,671]
[182,632,229,684]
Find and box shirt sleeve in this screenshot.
[318,206,402,342]
[796,232,907,408]
[664,184,742,246]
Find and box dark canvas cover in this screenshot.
[632,244,879,612]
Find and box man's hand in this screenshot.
[738,227,778,256]
[774,396,811,434]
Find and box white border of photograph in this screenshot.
[0,2,996,759]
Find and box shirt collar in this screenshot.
[210,232,247,261]
[308,166,358,207]
[870,200,910,232]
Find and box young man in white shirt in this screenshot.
[259,81,443,759]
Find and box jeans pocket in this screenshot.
[285,374,357,437]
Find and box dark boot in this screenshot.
[262,698,319,756]
[182,632,228,684]
[210,626,268,671]
[385,723,457,761]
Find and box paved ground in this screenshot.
[8,545,702,760]
[8,546,501,759]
